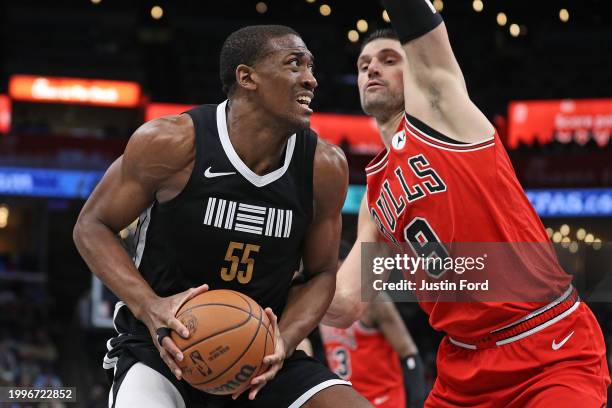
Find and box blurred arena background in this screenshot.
[0,0,610,406]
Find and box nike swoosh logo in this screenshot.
[552,331,574,350]
[204,166,236,178]
[373,395,390,405]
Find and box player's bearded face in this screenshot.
[357,39,405,118]
[253,35,317,131]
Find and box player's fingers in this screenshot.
[231,388,247,401]
[264,308,278,330]
[167,316,190,340]
[263,353,283,366]
[248,382,266,400]
[159,348,183,380]
[160,334,184,362]
[251,364,281,386]
[186,284,209,301]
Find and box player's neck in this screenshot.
[225,99,292,176]
[375,110,404,148]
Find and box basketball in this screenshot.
[170,289,275,395]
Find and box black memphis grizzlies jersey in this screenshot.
[132,100,317,320]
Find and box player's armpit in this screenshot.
[382,0,494,143]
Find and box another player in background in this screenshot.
[325,0,609,406]
[306,242,428,407]
[321,289,427,408]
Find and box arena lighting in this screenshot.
[497,12,507,26]
[472,0,483,13]
[319,4,331,16]
[256,2,268,14]
[560,224,570,236]
[576,228,586,240]
[545,227,553,238]
[9,75,141,107]
[433,0,443,12]
[348,30,360,43]
[382,10,390,23]
[560,9,569,23]
[552,232,562,243]
[356,19,368,33]
[593,239,602,250]
[509,24,520,37]
[0,204,8,229]
[0,95,10,134]
[306,0,315,3]
[90,0,101,4]
[568,242,579,254]
[151,6,163,20]
[585,234,595,244]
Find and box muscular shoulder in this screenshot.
[312,138,349,216]
[123,114,195,186]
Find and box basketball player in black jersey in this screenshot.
[74,25,371,408]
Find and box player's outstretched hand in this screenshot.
[232,307,286,401]
[140,284,209,380]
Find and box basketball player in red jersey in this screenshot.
[325,1,610,406]
[321,291,426,408]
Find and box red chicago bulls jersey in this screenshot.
[365,114,572,338]
[319,322,405,407]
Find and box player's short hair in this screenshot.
[220,25,301,96]
[360,28,399,52]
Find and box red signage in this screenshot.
[146,103,384,153]
[145,103,195,122]
[0,95,10,134]
[508,99,612,148]
[9,75,141,107]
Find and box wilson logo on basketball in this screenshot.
[189,350,213,377]
[204,364,256,394]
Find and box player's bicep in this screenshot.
[302,141,348,277]
[402,24,494,142]
[78,155,156,233]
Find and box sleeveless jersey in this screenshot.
[114,100,317,336]
[319,322,405,406]
[365,114,572,339]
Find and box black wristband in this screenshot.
[400,354,428,408]
[381,0,443,44]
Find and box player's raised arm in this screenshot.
[73,116,208,380]
[322,195,382,328]
[382,0,494,142]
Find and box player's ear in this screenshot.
[235,64,258,92]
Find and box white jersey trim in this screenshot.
[405,114,495,146]
[288,379,352,408]
[216,100,296,188]
[133,206,152,269]
[405,124,495,153]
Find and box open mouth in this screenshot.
[296,95,313,113]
